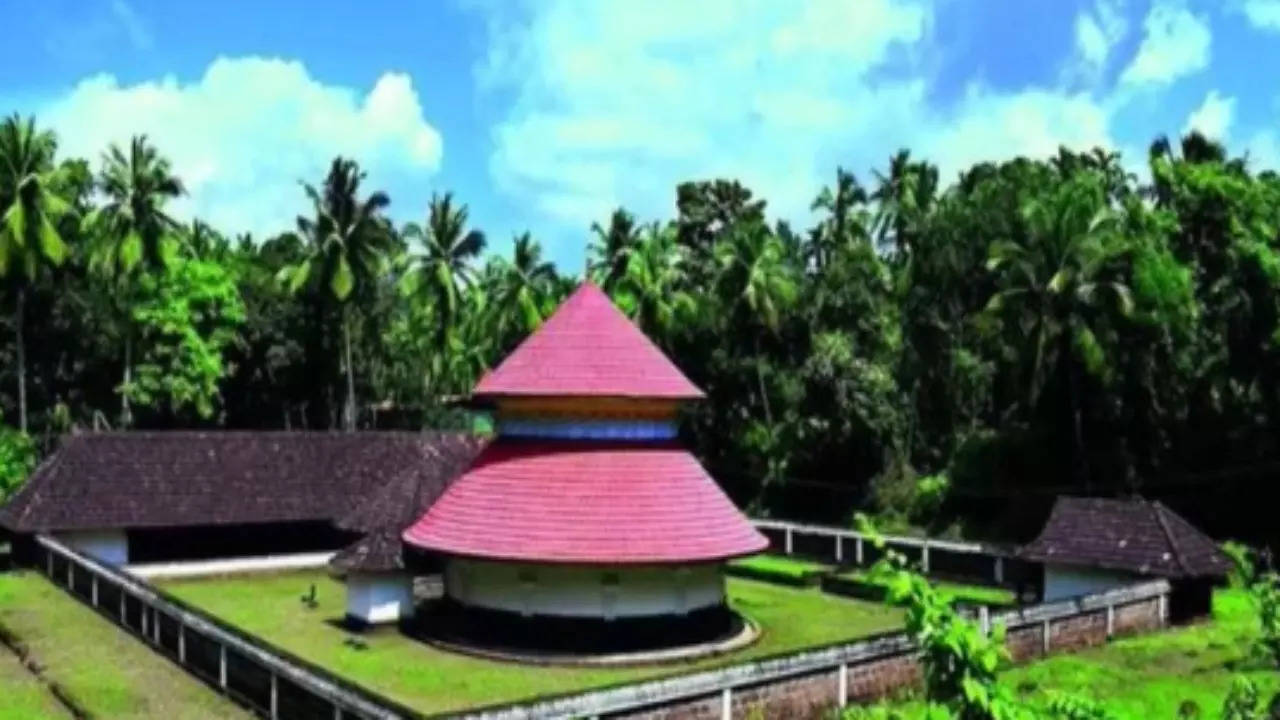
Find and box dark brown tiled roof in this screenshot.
[1020,496,1231,578]
[330,531,407,573]
[0,431,485,534]
[330,435,489,572]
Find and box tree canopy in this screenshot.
[0,119,1276,549]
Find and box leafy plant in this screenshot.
[1222,543,1280,669]
[0,426,36,501]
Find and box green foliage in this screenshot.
[1222,543,1280,669]
[0,426,35,501]
[853,514,1030,720]
[126,257,246,418]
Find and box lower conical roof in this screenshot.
[402,440,767,564]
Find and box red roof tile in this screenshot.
[402,441,767,564]
[472,283,704,400]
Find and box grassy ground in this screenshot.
[0,643,69,720]
[0,570,251,720]
[159,570,903,714]
[859,589,1275,718]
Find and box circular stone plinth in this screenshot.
[421,614,759,667]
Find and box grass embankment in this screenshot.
[863,589,1275,717]
[0,570,250,720]
[729,554,1017,607]
[728,554,832,585]
[829,569,1017,608]
[159,571,902,714]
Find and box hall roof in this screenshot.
[1019,496,1231,578]
[0,431,483,534]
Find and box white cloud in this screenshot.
[480,0,1121,246]
[39,56,443,238]
[1243,0,1280,31]
[1074,0,1127,70]
[1119,1,1211,86]
[1183,90,1235,139]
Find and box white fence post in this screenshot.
[91,575,98,607]
[219,643,227,689]
[46,549,53,577]
[921,542,931,573]
[720,686,732,720]
[67,559,73,588]
[271,672,279,719]
[1106,604,1115,638]
[334,706,343,720]
[834,535,843,563]
[1041,619,1051,654]
[178,621,186,664]
[994,556,1005,585]
[120,589,127,625]
[1158,594,1168,625]
[784,528,793,555]
[855,537,864,565]
[838,662,848,707]
[979,606,990,636]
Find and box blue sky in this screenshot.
[3,0,1278,272]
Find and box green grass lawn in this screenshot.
[858,589,1275,718]
[159,570,903,715]
[0,571,250,720]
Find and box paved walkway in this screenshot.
[128,551,336,579]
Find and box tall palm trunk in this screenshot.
[1066,339,1088,493]
[754,334,774,427]
[14,288,26,433]
[342,310,356,432]
[121,333,133,428]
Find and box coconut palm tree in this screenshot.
[588,208,641,291]
[278,157,393,430]
[808,168,872,273]
[0,115,71,432]
[86,135,185,427]
[400,193,485,344]
[983,173,1134,490]
[613,223,695,348]
[491,232,556,337]
[872,150,938,259]
[714,220,798,426]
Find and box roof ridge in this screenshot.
[1150,499,1191,575]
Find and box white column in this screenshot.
[219,644,227,688]
[784,528,793,555]
[1158,594,1168,625]
[921,543,931,573]
[1106,604,1115,638]
[1041,619,1051,654]
[721,687,732,720]
[979,606,990,636]
[178,622,185,663]
[994,557,1005,585]
[270,672,279,719]
[855,537,864,565]
[838,663,849,707]
[91,575,99,607]
[834,536,843,563]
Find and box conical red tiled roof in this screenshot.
[472,283,704,400]
[402,441,768,564]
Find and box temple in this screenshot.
[402,282,768,653]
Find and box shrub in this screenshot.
[0,427,35,502]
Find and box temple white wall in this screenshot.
[445,559,725,618]
[54,529,128,566]
[345,572,415,624]
[1043,563,1138,602]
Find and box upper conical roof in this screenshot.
[473,282,704,400]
